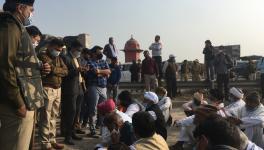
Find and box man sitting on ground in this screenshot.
[231,92,264,148]
[193,115,241,150]
[103,112,136,146]
[95,99,132,149]
[117,90,144,118]
[224,87,245,115]
[156,87,172,124]
[131,111,169,150]
[171,89,226,150]
[182,91,207,116]
[143,91,167,140]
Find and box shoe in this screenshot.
[87,131,99,138]
[76,129,86,134]
[72,134,83,140]
[95,124,100,129]
[64,138,75,145]
[81,123,89,128]
[51,143,64,149]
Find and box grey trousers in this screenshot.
[86,86,107,128]
[107,85,118,102]
[0,104,34,150]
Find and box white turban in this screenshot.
[229,87,244,99]
[144,92,159,104]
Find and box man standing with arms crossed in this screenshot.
[86,46,111,136]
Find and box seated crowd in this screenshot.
[90,86,264,150]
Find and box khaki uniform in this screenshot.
[0,12,45,150]
[191,62,202,81]
[38,52,68,149]
[181,62,189,81]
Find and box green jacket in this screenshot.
[0,12,45,110]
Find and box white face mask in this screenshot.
[33,41,39,48]
[50,49,61,57]
[23,12,33,26]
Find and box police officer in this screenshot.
[0,0,51,150]
[181,60,189,81]
[191,59,202,81]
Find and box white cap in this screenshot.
[144,92,159,104]
[169,54,175,58]
[229,87,244,99]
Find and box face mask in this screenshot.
[158,96,163,100]
[33,41,39,48]
[97,53,103,60]
[73,51,81,58]
[50,49,61,57]
[23,12,33,26]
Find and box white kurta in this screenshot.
[233,104,264,148]
[246,140,263,150]
[224,99,246,116]
[125,103,141,118]
[176,103,226,144]
[176,115,196,143]
[157,96,172,122]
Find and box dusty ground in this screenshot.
[34,95,191,150]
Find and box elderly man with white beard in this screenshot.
[170,89,226,150]
[224,87,245,115]
[231,92,264,148]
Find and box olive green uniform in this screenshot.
[191,62,202,81]
[0,12,45,150]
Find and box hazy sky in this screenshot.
[1,0,264,62]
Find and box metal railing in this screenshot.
[119,80,260,89]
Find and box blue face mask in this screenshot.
[158,96,163,100]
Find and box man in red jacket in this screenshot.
[141,51,159,91]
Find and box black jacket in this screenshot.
[119,121,136,146]
[203,46,215,61]
[61,53,83,96]
[103,44,116,59]
[146,104,167,140]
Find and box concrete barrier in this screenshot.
[119,80,260,90]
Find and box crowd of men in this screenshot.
[1,1,264,150]
[171,88,264,150]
